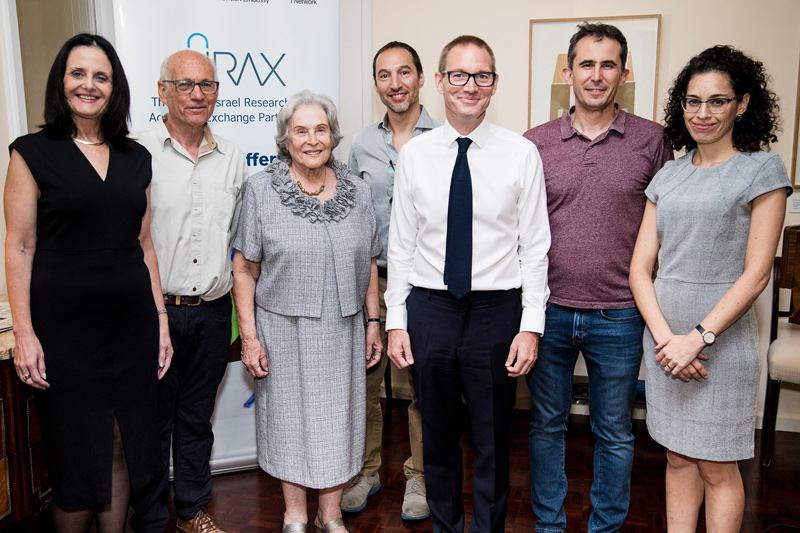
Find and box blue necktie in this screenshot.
[444,137,473,299]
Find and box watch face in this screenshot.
[702,331,716,344]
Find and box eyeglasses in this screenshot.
[680,97,739,114]
[162,79,219,94]
[441,70,496,87]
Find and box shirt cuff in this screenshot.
[385,306,408,331]
[519,307,545,335]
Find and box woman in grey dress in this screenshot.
[232,90,382,533]
[630,46,792,532]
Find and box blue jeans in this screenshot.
[526,303,643,533]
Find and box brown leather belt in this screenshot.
[163,295,202,306]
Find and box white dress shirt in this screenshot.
[385,118,550,333]
[136,117,248,301]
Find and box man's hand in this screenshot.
[505,331,539,377]
[387,329,414,369]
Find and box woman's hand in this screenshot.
[365,322,382,369]
[654,332,709,382]
[157,315,172,380]
[13,330,49,390]
[242,337,269,378]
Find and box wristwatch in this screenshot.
[695,324,716,345]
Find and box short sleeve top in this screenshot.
[645,150,792,284]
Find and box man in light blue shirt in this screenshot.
[344,41,438,520]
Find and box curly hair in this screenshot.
[663,45,780,153]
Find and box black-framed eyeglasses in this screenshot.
[162,79,219,94]
[441,70,496,87]
[680,97,739,114]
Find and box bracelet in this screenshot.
[157,308,168,315]
[366,318,381,323]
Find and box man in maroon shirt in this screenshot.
[523,23,672,533]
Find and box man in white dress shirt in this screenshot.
[385,35,550,533]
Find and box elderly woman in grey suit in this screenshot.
[232,90,382,533]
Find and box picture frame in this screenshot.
[791,59,800,188]
[527,15,662,130]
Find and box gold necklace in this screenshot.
[296,180,325,196]
[293,167,327,197]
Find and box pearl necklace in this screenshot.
[72,137,105,146]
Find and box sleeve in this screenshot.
[746,153,793,203]
[348,143,361,177]
[517,144,551,334]
[366,190,382,259]
[232,177,263,263]
[644,172,660,204]
[227,150,250,251]
[384,145,418,330]
[651,134,674,177]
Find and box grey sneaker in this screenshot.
[340,473,380,512]
[401,477,430,520]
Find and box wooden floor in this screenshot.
[13,399,800,532]
[198,400,800,533]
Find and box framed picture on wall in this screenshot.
[791,61,800,188]
[527,15,661,130]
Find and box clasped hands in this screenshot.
[655,331,709,382]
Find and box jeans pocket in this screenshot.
[598,307,643,323]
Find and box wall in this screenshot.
[15,0,94,132]
[371,0,800,430]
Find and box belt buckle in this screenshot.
[188,296,201,306]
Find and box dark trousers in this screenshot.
[129,295,232,532]
[407,287,521,533]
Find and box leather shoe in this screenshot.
[177,509,226,533]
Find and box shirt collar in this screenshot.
[155,114,224,156]
[443,115,490,149]
[560,104,627,140]
[378,105,438,133]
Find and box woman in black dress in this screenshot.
[4,34,171,532]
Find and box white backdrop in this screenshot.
[97,0,341,473]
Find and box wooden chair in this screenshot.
[760,225,800,467]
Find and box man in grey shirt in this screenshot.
[344,41,439,520]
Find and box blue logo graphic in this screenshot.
[188,33,286,87]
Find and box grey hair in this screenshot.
[275,90,343,164]
[159,50,217,81]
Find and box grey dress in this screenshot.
[644,150,792,461]
[234,159,380,488]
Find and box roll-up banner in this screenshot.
[107,0,340,473]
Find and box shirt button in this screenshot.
[192,287,197,292]
[193,258,198,263]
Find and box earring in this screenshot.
[735,114,743,122]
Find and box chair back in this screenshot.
[771,225,800,342]
[778,225,800,290]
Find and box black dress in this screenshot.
[10,131,159,508]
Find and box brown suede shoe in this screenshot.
[177,510,226,533]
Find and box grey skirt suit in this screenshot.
[234,159,380,487]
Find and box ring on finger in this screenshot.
[21,374,31,381]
